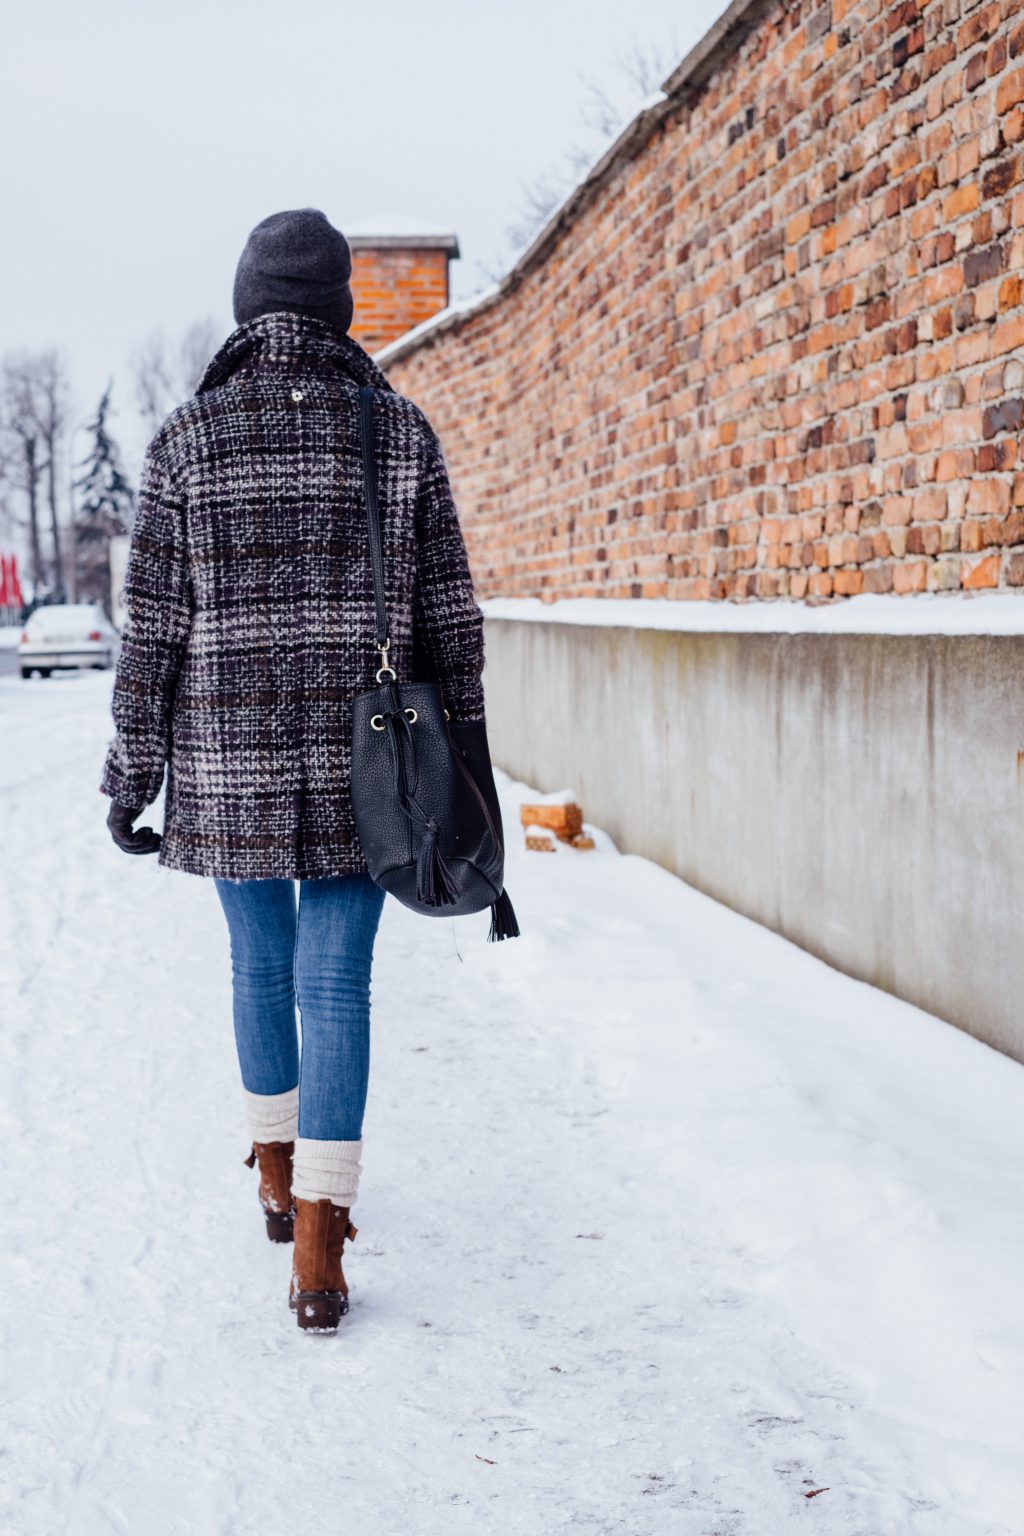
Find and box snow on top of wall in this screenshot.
[374,282,501,364]
[481,593,1024,636]
[345,214,457,240]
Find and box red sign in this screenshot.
[2,552,23,608]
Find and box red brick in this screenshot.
[991,315,1024,355]
[893,561,928,593]
[997,68,1024,114]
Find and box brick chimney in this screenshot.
[347,221,460,353]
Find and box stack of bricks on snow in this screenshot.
[519,800,596,852]
[380,0,1024,601]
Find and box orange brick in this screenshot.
[944,183,980,219]
[962,554,1001,586]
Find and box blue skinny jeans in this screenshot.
[214,874,386,1141]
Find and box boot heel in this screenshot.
[292,1291,348,1332]
[245,1141,296,1244]
[265,1210,295,1243]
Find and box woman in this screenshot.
[100,209,488,1332]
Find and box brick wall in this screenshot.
[383,0,1024,600]
[350,238,456,354]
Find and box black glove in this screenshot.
[106,800,162,856]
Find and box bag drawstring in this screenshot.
[381,708,458,909]
[380,702,518,934]
[416,817,458,908]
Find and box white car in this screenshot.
[18,604,120,679]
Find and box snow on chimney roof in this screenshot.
[345,216,460,257]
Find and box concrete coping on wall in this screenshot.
[348,232,461,257]
[481,593,1024,637]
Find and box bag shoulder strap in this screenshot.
[359,386,390,660]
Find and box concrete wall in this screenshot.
[485,619,1024,1062]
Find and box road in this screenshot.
[1,670,1022,1536]
[0,648,117,680]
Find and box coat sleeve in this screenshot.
[412,422,486,722]
[99,442,192,809]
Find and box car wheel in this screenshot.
[38,668,52,679]
[20,667,32,680]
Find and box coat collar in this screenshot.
[196,311,394,396]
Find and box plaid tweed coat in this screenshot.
[100,311,486,880]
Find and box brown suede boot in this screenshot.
[289,1198,358,1332]
[243,1141,296,1242]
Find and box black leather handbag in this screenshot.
[349,387,519,941]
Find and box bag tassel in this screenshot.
[416,819,458,908]
[488,888,520,943]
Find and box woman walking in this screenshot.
[100,209,494,1331]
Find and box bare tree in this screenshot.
[34,351,70,597]
[480,34,679,284]
[132,318,220,436]
[0,430,16,547]
[179,319,220,393]
[131,333,175,440]
[614,37,673,97]
[0,357,47,593]
[0,351,73,599]
[501,172,571,267]
[0,434,21,600]
[578,77,624,142]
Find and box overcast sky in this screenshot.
[2,0,724,465]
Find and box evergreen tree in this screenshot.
[73,384,134,610]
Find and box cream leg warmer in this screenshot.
[292,1138,363,1207]
[243,1085,299,1144]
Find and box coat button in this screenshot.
[291,389,304,403]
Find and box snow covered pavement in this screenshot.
[1,670,1022,1536]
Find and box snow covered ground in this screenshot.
[1,670,1022,1536]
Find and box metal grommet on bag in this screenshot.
[371,708,416,732]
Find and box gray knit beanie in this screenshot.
[232,208,354,332]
